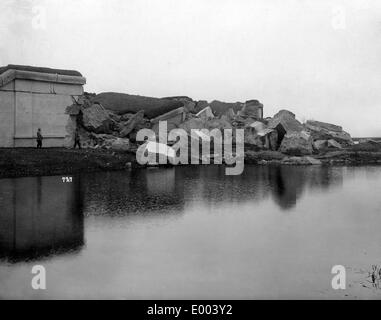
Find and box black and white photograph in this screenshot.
[0,0,381,304]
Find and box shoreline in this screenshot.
[1,147,381,179]
[0,148,136,179]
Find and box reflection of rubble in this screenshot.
[65,93,357,163]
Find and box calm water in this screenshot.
[0,165,381,299]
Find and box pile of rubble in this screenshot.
[65,93,355,159]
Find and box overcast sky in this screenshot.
[0,0,380,136]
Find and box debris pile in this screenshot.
[305,120,353,149]
[65,92,357,164]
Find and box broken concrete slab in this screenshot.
[209,100,244,117]
[313,139,328,151]
[327,139,343,149]
[225,108,236,120]
[151,107,187,126]
[82,103,114,134]
[92,92,184,118]
[184,101,197,113]
[268,109,305,134]
[178,118,207,133]
[205,118,232,131]
[65,103,82,116]
[248,121,267,132]
[306,120,343,132]
[136,141,177,165]
[196,106,215,120]
[279,131,314,155]
[238,100,264,119]
[245,126,278,151]
[305,120,353,145]
[120,110,145,138]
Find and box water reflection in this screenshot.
[268,166,344,210]
[0,165,345,263]
[0,176,84,263]
[160,165,343,210]
[79,165,344,216]
[80,168,186,217]
[1,165,380,299]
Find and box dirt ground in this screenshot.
[0,148,136,179]
[1,142,381,179]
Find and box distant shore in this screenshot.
[1,144,381,179]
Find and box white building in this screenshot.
[0,65,86,147]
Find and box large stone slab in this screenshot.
[196,106,215,120]
[279,131,314,155]
[268,109,304,134]
[305,120,353,145]
[82,103,114,134]
[120,110,146,137]
[238,100,263,119]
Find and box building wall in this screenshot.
[11,79,83,147]
[0,82,15,147]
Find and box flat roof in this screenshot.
[0,64,82,77]
[0,64,86,87]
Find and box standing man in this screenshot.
[36,128,43,149]
[73,127,81,149]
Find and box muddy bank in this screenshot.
[1,147,381,179]
[0,148,136,179]
[245,149,381,165]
